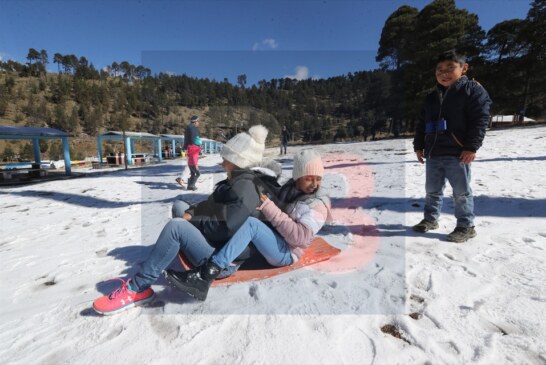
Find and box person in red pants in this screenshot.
[181,115,202,190]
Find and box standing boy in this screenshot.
[413,50,492,243]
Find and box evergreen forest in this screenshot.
[0,0,544,161]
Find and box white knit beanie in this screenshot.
[292,149,324,180]
[220,125,268,168]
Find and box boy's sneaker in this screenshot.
[447,226,477,243]
[412,219,439,232]
[93,278,155,315]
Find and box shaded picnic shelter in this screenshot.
[0,125,72,175]
[160,134,185,158]
[200,138,224,154]
[159,134,223,155]
[97,131,224,167]
[96,131,163,165]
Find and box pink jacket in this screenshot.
[259,189,331,259]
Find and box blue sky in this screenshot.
[0,0,531,85]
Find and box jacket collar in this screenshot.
[230,168,252,179]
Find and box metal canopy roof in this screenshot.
[0,126,69,137]
[160,134,184,140]
[99,131,159,138]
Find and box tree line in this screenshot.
[0,0,543,147]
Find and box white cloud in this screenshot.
[284,66,310,81]
[263,38,278,49]
[252,38,279,51]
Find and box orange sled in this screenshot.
[177,237,340,287]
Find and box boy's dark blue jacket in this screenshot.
[413,76,492,157]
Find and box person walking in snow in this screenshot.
[280,125,290,155]
[93,125,272,315]
[413,50,492,243]
[176,115,202,190]
[165,149,332,301]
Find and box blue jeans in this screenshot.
[130,201,215,292]
[424,156,474,227]
[212,217,293,269]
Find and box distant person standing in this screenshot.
[280,125,290,155]
[180,115,202,191]
[413,50,492,243]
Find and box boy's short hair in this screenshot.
[437,50,467,66]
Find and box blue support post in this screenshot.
[32,138,41,163]
[171,140,176,158]
[126,137,132,165]
[96,136,103,164]
[62,137,71,175]
[157,139,162,162]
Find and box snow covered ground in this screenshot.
[0,125,545,364]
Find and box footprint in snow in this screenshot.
[95,248,108,257]
[248,284,259,300]
[41,278,57,287]
[380,324,411,344]
[410,294,425,303]
[438,341,461,355]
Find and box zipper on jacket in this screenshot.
[451,132,464,147]
[427,85,452,159]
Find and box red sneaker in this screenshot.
[93,278,155,315]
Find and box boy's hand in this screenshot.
[460,151,476,164]
[416,150,425,164]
